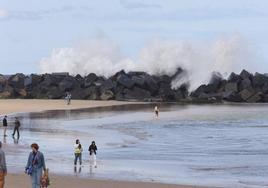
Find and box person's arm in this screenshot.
[41,153,46,171]
[25,153,31,172]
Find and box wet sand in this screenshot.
[6,173,209,188]
[0,99,145,115]
[0,99,212,188]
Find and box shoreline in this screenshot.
[1,99,213,188]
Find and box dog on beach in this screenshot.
[41,168,50,187]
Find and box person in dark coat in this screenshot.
[88,141,97,168]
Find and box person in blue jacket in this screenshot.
[25,143,46,188]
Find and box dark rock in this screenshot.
[0,75,7,85]
[144,75,159,95]
[239,88,255,101]
[263,94,268,102]
[191,85,206,97]
[30,74,43,87]
[158,75,172,84]
[84,73,98,87]
[84,86,100,100]
[131,76,146,88]
[240,69,252,80]
[262,82,268,94]
[100,90,114,100]
[238,78,252,91]
[247,92,262,103]
[222,91,242,102]
[158,83,175,101]
[100,79,114,93]
[58,77,76,92]
[46,87,63,99]
[41,74,63,87]
[252,72,268,88]
[225,82,238,92]
[123,87,151,100]
[228,72,241,82]
[24,76,32,87]
[8,73,25,89]
[117,74,134,89]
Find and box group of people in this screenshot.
[0,115,98,188]
[2,116,21,139]
[0,105,159,188]
[74,139,98,168]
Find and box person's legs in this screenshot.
[74,153,78,165]
[31,172,36,188]
[3,127,6,136]
[79,153,82,165]
[0,172,5,188]
[35,168,42,188]
[17,128,20,138]
[12,128,15,137]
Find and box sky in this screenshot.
[0,0,268,74]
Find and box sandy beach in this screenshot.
[0,99,212,188]
[0,99,145,115]
[6,173,208,188]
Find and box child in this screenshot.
[41,168,50,188]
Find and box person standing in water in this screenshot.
[0,141,7,188]
[25,143,46,188]
[74,139,83,166]
[2,116,7,137]
[154,106,159,118]
[88,141,97,168]
[12,117,20,139]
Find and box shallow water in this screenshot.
[3,103,268,188]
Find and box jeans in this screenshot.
[74,153,82,165]
[12,127,20,138]
[31,168,42,188]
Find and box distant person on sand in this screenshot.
[74,139,83,166]
[154,106,159,118]
[0,141,7,188]
[65,92,72,105]
[12,117,20,139]
[25,143,46,188]
[88,141,97,168]
[2,116,7,137]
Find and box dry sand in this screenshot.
[0,99,211,188]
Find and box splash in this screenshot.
[39,35,256,91]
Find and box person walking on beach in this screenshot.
[25,143,46,188]
[154,106,159,118]
[65,92,72,105]
[88,141,97,168]
[74,139,83,166]
[0,142,7,188]
[2,116,7,137]
[12,117,20,139]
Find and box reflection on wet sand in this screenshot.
[3,103,268,187]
